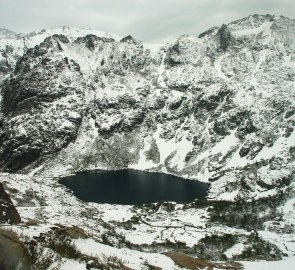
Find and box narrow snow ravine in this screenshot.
[215,54,229,81]
[250,49,269,87]
[129,136,157,170]
[157,51,167,87]
[152,124,193,169]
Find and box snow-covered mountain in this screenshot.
[1,14,295,269]
[1,14,295,199]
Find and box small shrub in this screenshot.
[46,235,82,260]
[25,241,60,270]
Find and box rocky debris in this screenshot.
[0,182,21,224]
[50,224,89,239]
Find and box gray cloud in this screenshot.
[0,0,294,42]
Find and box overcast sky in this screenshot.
[0,0,294,42]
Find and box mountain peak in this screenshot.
[228,13,295,30]
[28,26,122,42]
[0,27,19,39]
[120,35,142,46]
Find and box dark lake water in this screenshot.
[60,170,209,205]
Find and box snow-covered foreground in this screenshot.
[242,257,295,270]
[1,169,295,269]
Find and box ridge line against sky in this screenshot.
[0,0,294,43]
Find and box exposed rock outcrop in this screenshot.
[0,229,30,270]
[217,24,233,51]
[0,182,21,224]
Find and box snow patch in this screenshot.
[224,243,247,258]
[74,238,178,270]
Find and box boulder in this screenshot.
[0,182,21,224]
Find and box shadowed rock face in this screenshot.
[0,35,84,171]
[0,32,146,172]
[217,24,233,51]
[0,182,28,269]
[0,182,21,224]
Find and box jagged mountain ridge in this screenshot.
[0,26,120,83]
[0,14,295,203]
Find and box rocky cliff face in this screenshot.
[0,14,295,202]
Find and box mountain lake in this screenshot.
[59,169,209,205]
